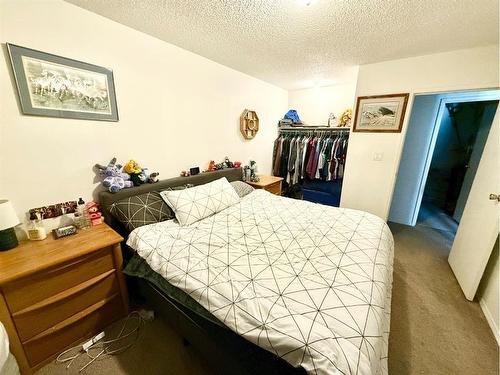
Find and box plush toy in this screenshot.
[124,160,142,174]
[233,161,241,168]
[86,201,103,225]
[223,156,233,169]
[148,172,160,183]
[95,158,133,193]
[208,160,216,171]
[180,170,190,177]
[339,108,352,127]
[124,160,146,186]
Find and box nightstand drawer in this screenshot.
[23,294,123,367]
[3,247,115,313]
[13,271,119,341]
[265,181,282,195]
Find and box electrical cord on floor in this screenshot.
[56,310,153,372]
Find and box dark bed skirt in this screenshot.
[134,278,307,375]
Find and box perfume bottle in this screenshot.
[27,211,47,241]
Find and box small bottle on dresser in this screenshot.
[27,211,47,241]
[75,198,91,229]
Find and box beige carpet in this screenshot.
[388,223,498,374]
[37,223,498,375]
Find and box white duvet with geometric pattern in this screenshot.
[127,190,394,375]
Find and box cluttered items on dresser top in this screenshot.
[24,198,105,242]
[243,160,259,182]
[272,126,349,206]
[70,199,105,230]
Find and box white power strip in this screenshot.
[82,331,105,352]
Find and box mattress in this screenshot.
[127,189,394,375]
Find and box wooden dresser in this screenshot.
[0,224,128,374]
[246,175,283,195]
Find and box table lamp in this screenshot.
[0,200,21,251]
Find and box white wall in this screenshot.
[340,45,499,219]
[288,81,357,126]
[478,238,499,344]
[0,0,288,228]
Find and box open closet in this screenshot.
[272,126,350,206]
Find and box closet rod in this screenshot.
[278,126,350,132]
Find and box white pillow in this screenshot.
[160,177,240,226]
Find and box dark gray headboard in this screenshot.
[99,168,243,237]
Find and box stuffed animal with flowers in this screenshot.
[339,108,352,127]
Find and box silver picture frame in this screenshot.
[7,43,119,122]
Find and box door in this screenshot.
[448,108,500,301]
[389,94,443,225]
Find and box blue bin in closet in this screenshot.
[302,180,342,207]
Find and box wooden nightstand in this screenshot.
[0,223,128,374]
[246,175,284,195]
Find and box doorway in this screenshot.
[417,100,499,236]
[388,89,499,241]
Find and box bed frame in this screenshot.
[99,168,306,375]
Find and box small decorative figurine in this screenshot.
[207,160,217,172]
[223,156,234,169]
[148,172,160,183]
[328,112,338,127]
[86,201,104,226]
[243,166,251,181]
[249,160,259,182]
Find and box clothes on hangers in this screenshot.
[272,131,349,183]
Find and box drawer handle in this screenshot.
[13,270,116,318]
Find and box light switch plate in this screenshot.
[373,152,384,161]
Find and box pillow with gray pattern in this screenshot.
[109,185,193,232]
[230,181,254,198]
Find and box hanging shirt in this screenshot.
[272,136,282,176]
[293,136,304,185]
[279,137,290,179]
[287,137,297,184]
[310,138,322,179]
[305,137,317,178]
[315,138,329,179]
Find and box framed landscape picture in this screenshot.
[353,93,409,133]
[7,43,118,121]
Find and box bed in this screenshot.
[99,168,394,375]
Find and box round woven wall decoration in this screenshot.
[240,109,259,139]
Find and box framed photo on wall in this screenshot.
[353,93,409,133]
[7,43,119,122]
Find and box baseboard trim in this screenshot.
[479,298,500,346]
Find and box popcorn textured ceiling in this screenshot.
[66,0,498,90]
